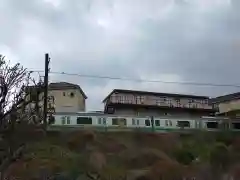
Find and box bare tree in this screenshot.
[0,55,46,165]
[0,54,44,128]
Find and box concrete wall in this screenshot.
[25,88,86,113]
[218,99,240,114]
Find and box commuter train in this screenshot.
[50,112,240,132]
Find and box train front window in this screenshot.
[77,117,92,124]
[206,122,218,129]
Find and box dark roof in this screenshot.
[103,89,210,103]
[48,82,87,99]
[209,92,240,104]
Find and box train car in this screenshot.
[51,112,240,132]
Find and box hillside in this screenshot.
[3,130,240,180]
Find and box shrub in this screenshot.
[173,148,195,165]
[209,143,229,170]
[231,136,240,151]
[215,131,233,146]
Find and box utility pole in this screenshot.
[43,53,50,128]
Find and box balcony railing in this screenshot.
[108,95,213,110]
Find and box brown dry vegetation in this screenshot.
[3,130,240,180]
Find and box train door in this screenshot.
[119,118,127,127]
[112,118,127,127]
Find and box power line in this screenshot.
[30,70,240,88]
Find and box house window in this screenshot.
[67,116,71,124]
[177,121,190,128]
[61,116,66,125]
[63,92,66,96]
[136,96,144,104]
[145,119,150,126]
[155,120,160,126]
[175,98,181,107]
[120,96,124,103]
[156,99,161,106]
[77,117,92,124]
[70,92,75,98]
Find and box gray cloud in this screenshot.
[0,0,240,110]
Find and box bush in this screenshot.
[67,130,96,151]
[173,148,195,165]
[99,137,126,154]
[210,143,229,170]
[148,160,184,180]
[215,131,233,146]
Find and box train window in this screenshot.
[112,118,118,125]
[77,117,92,125]
[67,116,71,124]
[103,118,106,125]
[98,118,102,125]
[112,118,127,125]
[98,118,106,125]
[132,119,136,125]
[155,120,160,126]
[136,119,139,125]
[169,120,172,126]
[165,120,168,126]
[61,116,66,125]
[177,121,190,128]
[145,120,150,126]
[206,122,218,129]
[232,123,240,129]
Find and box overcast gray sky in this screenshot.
[1,0,240,111]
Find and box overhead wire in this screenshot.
[29,70,240,88]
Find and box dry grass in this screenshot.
[88,151,107,173]
[5,131,240,180]
[134,132,180,153]
[67,130,96,151]
[120,148,172,169]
